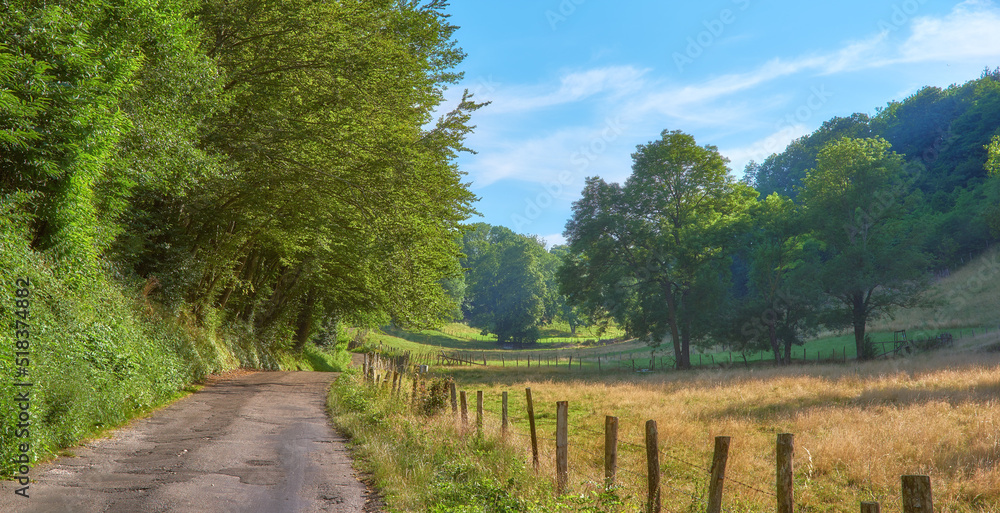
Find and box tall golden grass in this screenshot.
[453,350,1000,512]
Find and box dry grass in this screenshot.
[449,351,1000,512]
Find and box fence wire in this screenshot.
[360,369,787,510]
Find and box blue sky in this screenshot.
[438,0,1000,247]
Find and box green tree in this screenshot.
[561,130,756,369]
[985,135,1000,237]
[461,224,547,345]
[730,194,820,364]
[116,0,482,345]
[987,135,1000,177]
[799,137,929,360]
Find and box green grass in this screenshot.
[326,371,590,512]
[298,342,352,372]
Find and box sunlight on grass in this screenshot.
[436,351,1000,512]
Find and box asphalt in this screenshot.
[0,371,375,513]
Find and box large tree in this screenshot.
[113,0,482,345]
[560,130,756,369]
[461,224,547,345]
[799,137,929,359]
[729,193,821,364]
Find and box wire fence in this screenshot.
[363,351,941,513]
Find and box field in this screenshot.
[348,345,1000,512]
[332,249,1000,512]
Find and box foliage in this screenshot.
[746,72,1000,269]
[560,130,757,369]
[988,135,1000,177]
[798,137,930,359]
[461,224,548,345]
[725,193,821,363]
[417,376,456,417]
[0,0,482,476]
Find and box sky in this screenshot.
[438,0,1000,247]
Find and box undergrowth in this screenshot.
[0,210,347,476]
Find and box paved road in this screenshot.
[1,371,374,512]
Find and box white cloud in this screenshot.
[475,66,648,115]
[721,124,812,177]
[897,1,1000,63]
[459,1,1000,191]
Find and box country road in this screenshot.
[1,371,379,513]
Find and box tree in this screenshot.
[730,194,820,364]
[987,135,1000,177]
[799,137,929,360]
[461,224,547,345]
[985,135,1000,237]
[107,0,484,345]
[560,130,757,369]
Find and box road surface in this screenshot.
[1,371,379,512]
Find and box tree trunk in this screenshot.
[852,292,868,360]
[768,323,782,364]
[293,285,317,351]
[678,287,692,370]
[255,263,304,333]
[664,282,684,369]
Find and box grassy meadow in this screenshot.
[332,249,1000,512]
[334,348,1000,512]
[441,349,1000,512]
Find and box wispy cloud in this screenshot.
[897,1,1000,63]
[459,1,1000,190]
[479,66,648,114]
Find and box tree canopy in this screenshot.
[1,0,482,349]
[560,130,757,369]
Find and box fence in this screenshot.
[361,352,939,512]
[434,325,1000,373]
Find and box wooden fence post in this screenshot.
[502,391,508,437]
[777,433,794,513]
[645,420,660,513]
[901,475,932,513]
[526,388,539,471]
[605,416,618,490]
[556,401,569,495]
[860,502,880,513]
[707,436,730,513]
[450,382,457,414]
[476,391,483,435]
[460,391,468,429]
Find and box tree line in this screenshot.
[457,71,1000,368]
[559,70,1000,369]
[1,0,482,349]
